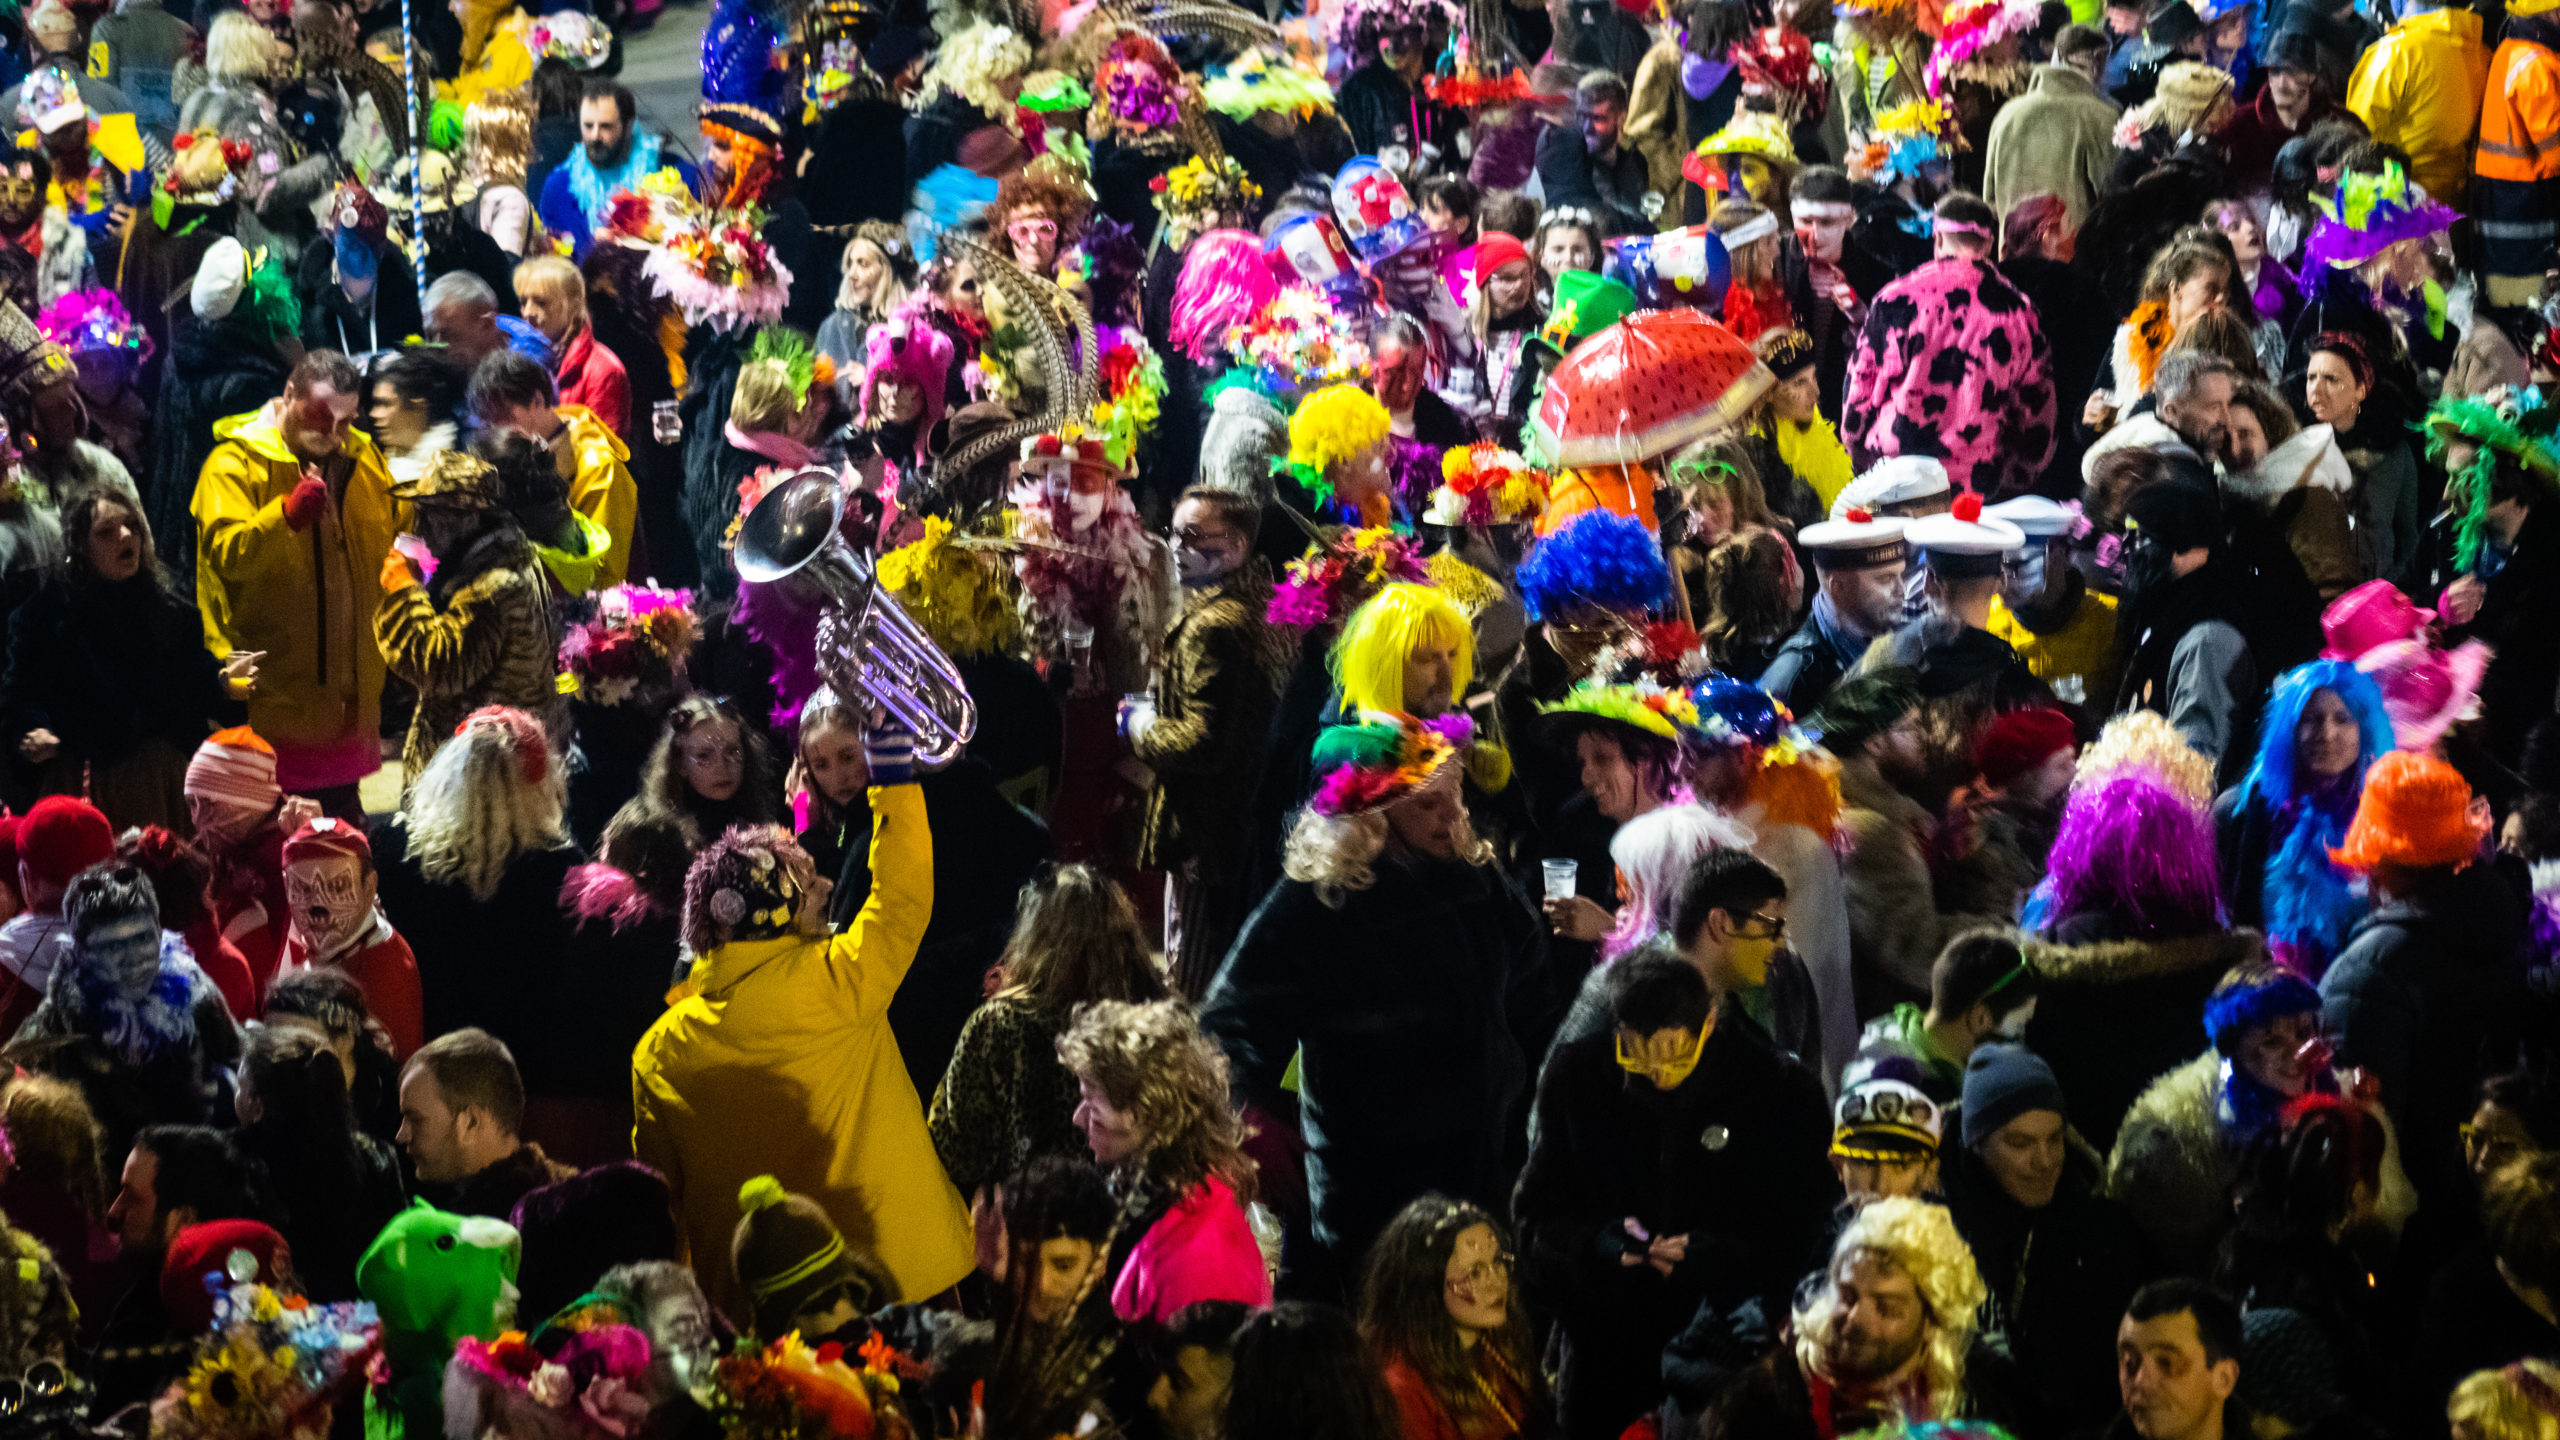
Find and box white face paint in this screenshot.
[284,853,371,956]
[1068,490,1108,530]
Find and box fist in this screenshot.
[283,475,329,531]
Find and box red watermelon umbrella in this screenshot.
[1530,309,1775,468]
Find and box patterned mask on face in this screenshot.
[285,853,371,958]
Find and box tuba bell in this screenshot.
[733,468,979,767]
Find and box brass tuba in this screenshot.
[733,468,979,767]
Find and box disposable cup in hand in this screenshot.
[1542,859,1578,902]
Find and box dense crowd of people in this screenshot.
[0,0,2548,1433]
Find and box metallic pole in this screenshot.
[401,0,428,299]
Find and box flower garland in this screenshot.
[704,1332,923,1440]
[1223,287,1370,393]
[1089,329,1166,469]
[1151,155,1261,239]
[557,583,699,707]
[453,1327,652,1439]
[150,1281,380,1440]
[1268,525,1429,627]
[645,204,792,331]
[1425,443,1548,527]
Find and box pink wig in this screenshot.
[1603,803,1757,959]
[861,309,955,433]
[1171,229,1280,364]
[2042,772,2223,939]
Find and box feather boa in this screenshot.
[2123,301,2174,397]
[561,862,664,932]
[60,937,204,1071]
[1009,481,1172,675]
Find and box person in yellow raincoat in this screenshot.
[467,348,637,591]
[631,724,973,1321]
[192,348,405,807]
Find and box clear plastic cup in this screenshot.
[1542,858,1578,902]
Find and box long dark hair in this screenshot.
[624,694,779,847]
[237,1025,368,1191]
[994,865,1171,1013]
[1358,1196,1539,1427]
[60,486,162,592]
[1226,1304,1403,1440]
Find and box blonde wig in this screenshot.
[1328,582,1476,716]
[2449,1360,2560,1440]
[1054,999,1255,1200]
[2072,710,2216,813]
[512,254,586,329]
[206,12,280,84]
[402,710,570,903]
[730,358,804,434]
[1792,1197,1987,1416]
[1281,778,1493,908]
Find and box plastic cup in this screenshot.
[1542,858,1578,902]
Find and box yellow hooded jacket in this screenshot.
[558,404,637,590]
[631,785,974,1320]
[192,402,405,788]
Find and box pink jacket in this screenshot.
[1110,1175,1271,1323]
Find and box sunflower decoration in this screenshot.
[878,514,1026,659]
[150,1275,381,1440]
[1150,154,1262,243]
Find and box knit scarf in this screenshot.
[567,131,663,232]
[2125,300,2174,395]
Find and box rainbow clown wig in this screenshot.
[2234,661,2394,974]
[1328,582,1473,716]
[1515,510,1676,624]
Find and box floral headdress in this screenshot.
[1849,99,1955,183]
[1735,27,1829,119]
[451,1327,653,1439]
[557,584,698,707]
[530,11,613,69]
[1924,0,2041,96]
[38,287,150,364]
[1205,47,1335,117]
[1538,681,1701,742]
[1151,155,1262,241]
[2424,386,2559,571]
[1269,524,1429,627]
[1094,31,1184,135]
[1425,444,1548,527]
[149,1275,381,1440]
[154,128,252,225]
[1307,712,1475,816]
[1592,619,1716,689]
[2302,160,2457,273]
[704,1331,922,1440]
[1088,329,1166,468]
[645,203,792,331]
[1222,286,1370,394]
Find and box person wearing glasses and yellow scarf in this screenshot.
[1515,944,1838,1440]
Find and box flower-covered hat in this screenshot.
[37,287,150,365]
[2302,160,2457,273]
[644,206,792,331]
[1016,427,1125,485]
[558,583,697,708]
[1736,27,1830,118]
[1849,99,1955,183]
[1924,0,2041,95]
[530,10,612,69]
[1269,525,1430,627]
[1539,681,1701,743]
[1151,154,1262,241]
[1307,712,1474,816]
[1689,672,1815,753]
[1425,444,1548,527]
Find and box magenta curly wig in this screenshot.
[2043,771,2223,938]
[1171,229,1280,364]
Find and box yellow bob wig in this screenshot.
[1329,582,1474,716]
[1288,384,1392,476]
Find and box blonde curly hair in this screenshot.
[1792,1197,1987,1416]
[2450,1359,2560,1440]
[2073,710,2215,813]
[1053,999,1254,1201]
[1282,786,1492,909]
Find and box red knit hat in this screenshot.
[161,1220,293,1337]
[1974,708,2078,788]
[18,796,113,888]
[281,816,372,869]
[2330,750,2489,874]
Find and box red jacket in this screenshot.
[283,926,425,1060]
[210,830,288,1006]
[554,322,631,440]
[180,915,257,1020]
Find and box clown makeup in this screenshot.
[0,163,40,229]
[284,383,359,463]
[1735,156,1779,206]
[284,852,375,960]
[2234,1010,2319,1097]
[678,719,745,802]
[1794,201,1855,264]
[78,915,162,1001]
[1442,1224,1510,1335]
[1373,339,1428,416]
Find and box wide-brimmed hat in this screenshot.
[2302,160,2456,272]
[1539,682,1698,745]
[389,450,506,510]
[1307,712,1473,816]
[2330,750,2488,872]
[2319,578,2429,661]
[2354,636,2491,753]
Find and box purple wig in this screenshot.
[1171,229,1280,364]
[2043,772,2223,938]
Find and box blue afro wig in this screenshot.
[1515,510,1674,624]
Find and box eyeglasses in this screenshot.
[1738,911,1787,940]
[1007,217,1058,240]
[2459,1123,2528,1167]
[1445,1252,1514,1292]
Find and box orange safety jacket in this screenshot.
[2478,37,2560,183]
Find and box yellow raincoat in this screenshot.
[632,785,973,1320]
[558,405,636,591]
[2346,7,2489,211]
[192,402,405,789]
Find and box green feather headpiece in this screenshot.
[748,326,820,407]
[2421,388,2558,571]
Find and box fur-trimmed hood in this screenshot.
[2221,422,2352,505]
[2025,925,2265,987]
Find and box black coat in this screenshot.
[2,575,239,765]
[2023,924,2263,1151]
[1514,1001,1838,1440]
[802,759,1051,1101]
[1336,62,1458,166]
[145,312,291,585]
[553,902,682,1101]
[1202,854,1546,1261]
[2450,501,2560,769]
[1698,1338,2043,1440]
[2320,864,2531,1207]
[2402,1246,2560,1440]
[1943,1144,2150,1429]
[372,820,584,1095]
